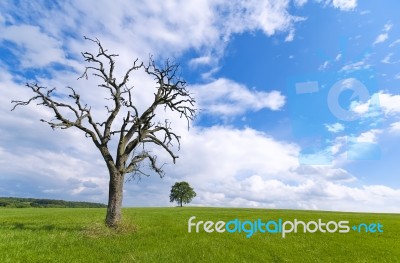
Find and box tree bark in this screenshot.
[105,171,124,227]
[11,38,196,228]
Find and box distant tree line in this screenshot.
[0,197,107,208]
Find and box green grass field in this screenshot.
[0,207,399,262]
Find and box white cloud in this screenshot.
[359,10,370,15]
[381,53,393,64]
[319,60,329,70]
[0,146,107,200]
[374,33,388,45]
[201,67,220,80]
[341,78,357,88]
[389,39,400,48]
[156,126,400,212]
[354,129,382,143]
[378,92,400,115]
[332,0,357,11]
[189,56,213,67]
[192,78,286,116]
[384,23,393,32]
[163,126,400,212]
[335,53,342,61]
[325,123,344,133]
[0,24,67,68]
[232,0,306,36]
[175,126,300,179]
[350,100,370,115]
[0,0,307,72]
[294,0,308,7]
[389,122,400,134]
[350,91,400,118]
[192,172,400,212]
[330,136,347,156]
[1,0,363,74]
[295,165,355,182]
[285,28,295,42]
[340,60,370,72]
[373,22,393,45]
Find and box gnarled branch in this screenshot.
[11,37,196,181]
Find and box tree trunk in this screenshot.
[105,171,124,227]
[180,198,182,207]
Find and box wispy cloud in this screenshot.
[319,60,329,70]
[294,0,308,7]
[359,10,371,15]
[374,34,389,45]
[340,60,370,72]
[378,92,400,115]
[188,56,214,67]
[325,123,345,133]
[285,28,295,42]
[381,53,393,64]
[389,39,400,48]
[389,122,400,134]
[373,22,393,45]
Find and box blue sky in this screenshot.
[1,0,400,212]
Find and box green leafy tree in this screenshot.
[169,181,196,207]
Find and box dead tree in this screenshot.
[11,37,196,227]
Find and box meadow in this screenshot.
[0,207,399,262]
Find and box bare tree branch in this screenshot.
[11,37,196,227]
[11,83,102,147]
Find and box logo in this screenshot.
[188,216,383,238]
[287,40,382,164]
